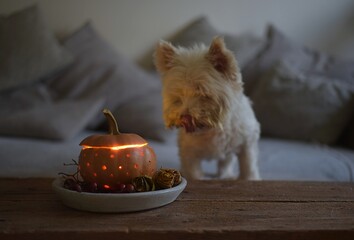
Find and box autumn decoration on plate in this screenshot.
[59,109,182,194]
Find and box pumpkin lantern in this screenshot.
[78,109,157,190]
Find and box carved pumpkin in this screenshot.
[78,109,157,189]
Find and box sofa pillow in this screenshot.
[0,83,52,113]
[109,88,175,142]
[0,5,72,92]
[48,22,172,141]
[251,61,354,144]
[171,16,266,69]
[242,25,311,96]
[169,16,219,47]
[0,97,104,140]
[48,22,160,128]
[141,16,265,71]
[243,24,354,96]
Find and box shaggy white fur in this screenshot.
[154,37,260,180]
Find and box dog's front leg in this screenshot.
[180,155,204,180]
[238,141,261,180]
[217,154,237,179]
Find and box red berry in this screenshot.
[123,184,135,193]
[88,182,98,192]
[74,183,82,192]
[63,178,76,189]
[115,183,126,192]
[64,178,82,192]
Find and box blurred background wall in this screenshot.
[1,0,354,62]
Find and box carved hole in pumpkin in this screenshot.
[118,165,123,170]
[134,164,138,169]
[110,154,115,159]
[103,184,110,189]
[126,153,130,158]
[93,173,97,177]
[86,162,90,167]
[102,165,107,171]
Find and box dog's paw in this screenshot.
[181,168,204,180]
[218,172,237,180]
[237,174,262,181]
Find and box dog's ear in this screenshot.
[154,40,177,74]
[207,36,238,81]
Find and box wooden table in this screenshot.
[0,178,354,240]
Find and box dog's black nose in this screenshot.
[180,114,195,133]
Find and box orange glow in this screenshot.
[134,164,138,169]
[93,173,97,177]
[110,154,115,158]
[118,165,123,170]
[82,143,148,151]
[102,165,107,170]
[103,184,110,189]
[86,162,90,167]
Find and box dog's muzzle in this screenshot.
[180,114,196,133]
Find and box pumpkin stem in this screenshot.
[102,109,120,135]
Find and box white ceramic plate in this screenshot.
[52,177,187,213]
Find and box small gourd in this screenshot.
[78,109,156,189]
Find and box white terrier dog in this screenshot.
[154,37,260,180]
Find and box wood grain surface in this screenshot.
[0,178,353,240]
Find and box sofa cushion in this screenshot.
[243,25,312,96]
[48,22,172,142]
[141,16,265,71]
[170,16,266,69]
[0,5,72,92]
[251,61,354,144]
[48,22,160,128]
[243,24,354,96]
[1,132,354,182]
[110,87,175,142]
[0,6,103,141]
[0,96,104,140]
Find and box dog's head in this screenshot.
[154,37,243,133]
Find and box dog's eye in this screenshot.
[202,95,213,102]
[171,98,182,106]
